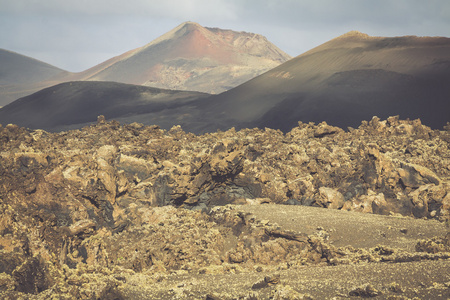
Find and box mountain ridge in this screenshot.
[196,32,450,131]
[77,21,291,93]
[1,31,449,133]
[0,22,290,106]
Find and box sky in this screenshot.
[1,0,449,72]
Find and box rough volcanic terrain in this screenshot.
[0,116,449,299]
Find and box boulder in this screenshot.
[313,122,343,138]
[398,162,441,188]
[316,187,345,209]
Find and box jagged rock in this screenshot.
[0,117,449,298]
[398,162,441,188]
[252,273,281,289]
[343,190,387,214]
[96,145,119,204]
[416,233,450,253]
[408,184,445,218]
[313,122,343,138]
[349,284,380,297]
[316,187,345,209]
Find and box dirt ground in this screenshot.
[115,205,450,299]
[237,204,448,251]
[121,260,449,299]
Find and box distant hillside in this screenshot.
[2,32,449,133]
[0,22,290,106]
[72,21,291,94]
[199,31,450,131]
[0,49,66,85]
[0,49,68,106]
[0,81,208,131]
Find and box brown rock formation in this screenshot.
[0,116,449,298]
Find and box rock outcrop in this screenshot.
[0,116,449,298]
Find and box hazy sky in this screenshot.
[1,0,449,72]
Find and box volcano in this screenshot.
[201,31,450,131]
[0,22,290,106]
[69,21,291,94]
[1,31,449,133]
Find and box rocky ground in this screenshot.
[0,116,449,299]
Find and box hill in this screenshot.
[0,81,208,131]
[201,31,450,131]
[0,49,68,106]
[72,21,291,94]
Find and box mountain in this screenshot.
[0,22,290,106]
[0,81,208,131]
[72,21,291,93]
[0,49,69,106]
[200,31,450,131]
[2,32,449,133]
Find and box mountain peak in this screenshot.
[179,21,202,28]
[78,22,291,94]
[336,30,371,39]
[171,21,205,34]
[146,21,208,47]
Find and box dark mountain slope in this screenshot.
[0,81,208,131]
[201,32,450,131]
[0,49,69,106]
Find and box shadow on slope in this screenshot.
[0,81,209,131]
[253,69,450,131]
[200,33,450,132]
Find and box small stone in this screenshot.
[389,282,404,293]
[205,293,222,300]
[97,115,106,124]
[264,273,281,285]
[349,284,380,297]
[252,273,281,289]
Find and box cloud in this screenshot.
[0,0,238,20]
